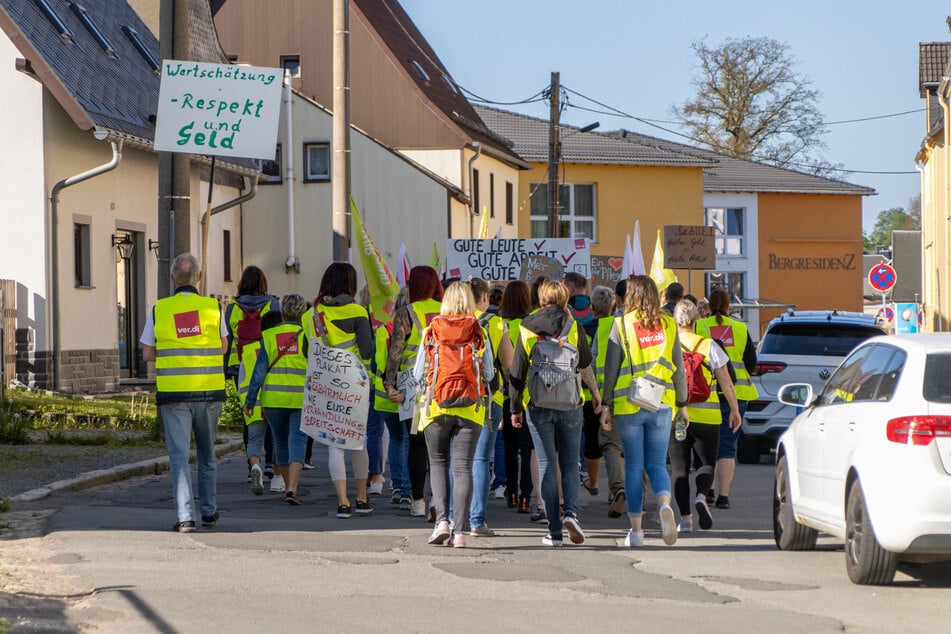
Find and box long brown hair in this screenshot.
[708,288,731,325]
[498,281,531,319]
[625,275,662,330]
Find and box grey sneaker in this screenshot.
[678,518,693,533]
[250,464,264,496]
[469,524,496,537]
[659,503,677,546]
[562,513,585,544]
[623,529,644,548]
[695,495,713,530]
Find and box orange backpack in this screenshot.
[422,315,486,410]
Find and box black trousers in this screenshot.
[501,398,534,499]
[667,421,720,517]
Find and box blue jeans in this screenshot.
[526,405,583,538]
[264,407,308,466]
[367,407,385,476]
[717,399,748,459]
[382,411,410,494]
[615,408,673,518]
[161,401,221,523]
[469,402,503,528]
[246,420,267,463]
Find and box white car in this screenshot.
[773,334,951,585]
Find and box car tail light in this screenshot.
[752,362,786,376]
[886,416,951,446]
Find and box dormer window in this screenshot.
[409,60,429,82]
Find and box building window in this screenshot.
[74,221,91,287]
[705,207,745,256]
[529,182,596,241]
[473,169,481,214]
[304,142,331,182]
[261,144,282,184]
[489,173,495,218]
[706,271,746,318]
[505,181,514,225]
[223,230,232,282]
[280,55,300,78]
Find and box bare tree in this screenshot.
[672,37,833,174]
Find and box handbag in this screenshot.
[618,319,665,413]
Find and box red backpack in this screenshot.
[235,306,264,356]
[421,315,486,410]
[683,339,712,404]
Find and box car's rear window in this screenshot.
[924,354,951,402]
[758,323,885,356]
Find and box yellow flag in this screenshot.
[429,241,441,273]
[650,229,678,290]
[478,206,489,239]
[350,198,400,324]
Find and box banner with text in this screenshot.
[446,238,590,281]
[662,225,716,270]
[154,60,283,159]
[301,341,371,451]
[590,255,625,290]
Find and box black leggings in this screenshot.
[501,399,534,499]
[581,401,603,460]
[407,420,429,500]
[668,422,720,517]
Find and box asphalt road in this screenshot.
[2,451,950,633]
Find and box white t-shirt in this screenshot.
[705,339,729,371]
[139,292,228,346]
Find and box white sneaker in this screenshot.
[410,499,426,517]
[677,518,693,533]
[563,513,585,544]
[368,480,384,496]
[659,503,677,546]
[250,464,264,496]
[623,529,644,548]
[428,520,451,545]
[493,486,506,500]
[270,474,286,493]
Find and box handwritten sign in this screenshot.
[301,340,371,451]
[446,238,590,281]
[154,61,283,159]
[397,368,420,422]
[662,225,716,270]
[519,255,564,285]
[590,255,624,291]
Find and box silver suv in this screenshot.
[738,309,888,464]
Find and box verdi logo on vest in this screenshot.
[710,325,735,347]
[275,331,300,355]
[633,323,665,349]
[174,311,203,338]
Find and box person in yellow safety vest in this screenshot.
[413,282,496,548]
[384,265,444,518]
[509,280,603,548]
[224,266,280,482]
[600,275,688,548]
[696,288,759,510]
[587,285,626,515]
[239,311,283,496]
[671,299,741,533]
[302,262,375,519]
[244,294,309,506]
[140,253,228,533]
[376,290,411,509]
[468,278,514,537]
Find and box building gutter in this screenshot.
[48,135,123,390]
[210,175,258,217]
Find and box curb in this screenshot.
[9,439,245,505]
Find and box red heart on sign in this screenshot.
[608,257,623,271]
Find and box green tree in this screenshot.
[672,37,835,175]
[863,202,920,252]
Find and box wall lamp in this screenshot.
[111,233,135,260]
[148,239,160,254]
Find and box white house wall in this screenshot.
[0,31,48,345]
[704,192,760,335]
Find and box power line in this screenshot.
[823,109,924,125]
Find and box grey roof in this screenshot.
[0,0,256,175]
[919,42,951,97]
[474,106,715,168]
[609,130,875,196]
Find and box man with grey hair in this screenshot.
[141,253,228,533]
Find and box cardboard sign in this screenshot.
[154,61,283,159]
[301,340,371,451]
[397,368,420,422]
[590,255,625,291]
[446,238,590,281]
[519,255,564,285]
[662,225,716,270]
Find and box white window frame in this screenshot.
[303,142,330,182]
[529,182,597,242]
[705,206,746,256]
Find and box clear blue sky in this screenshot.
[402,0,951,233]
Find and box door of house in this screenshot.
[115,229,144,378]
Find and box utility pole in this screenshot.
[158,0,191,297]
[332,0,352,262]
[547,72,561,239]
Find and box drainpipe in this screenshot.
[284,70,299,272]
[48,135,123,390]
[915,159,927,331]
[210,175,258,218]
[940,79,950,329]
[467,142,481,238]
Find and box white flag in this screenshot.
[397,243,411,287]
[623,234,634,277]
[632,220,646,275]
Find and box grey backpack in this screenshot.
[527,314,582,411]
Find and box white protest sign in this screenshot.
[154,60,283,159]
[301,340,371,451]
[397,368,420,422]
[446,238,590,281]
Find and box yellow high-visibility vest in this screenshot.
[259,322,306,409]
[678,331,721,425]
[302,302,370,363]
[696,315,758,401]
[611,312,677,415]
[225,299,277,370]
[238,341,264,424]
[373,325,398,413]
[153,292,225,403]
[399,299,442,373]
